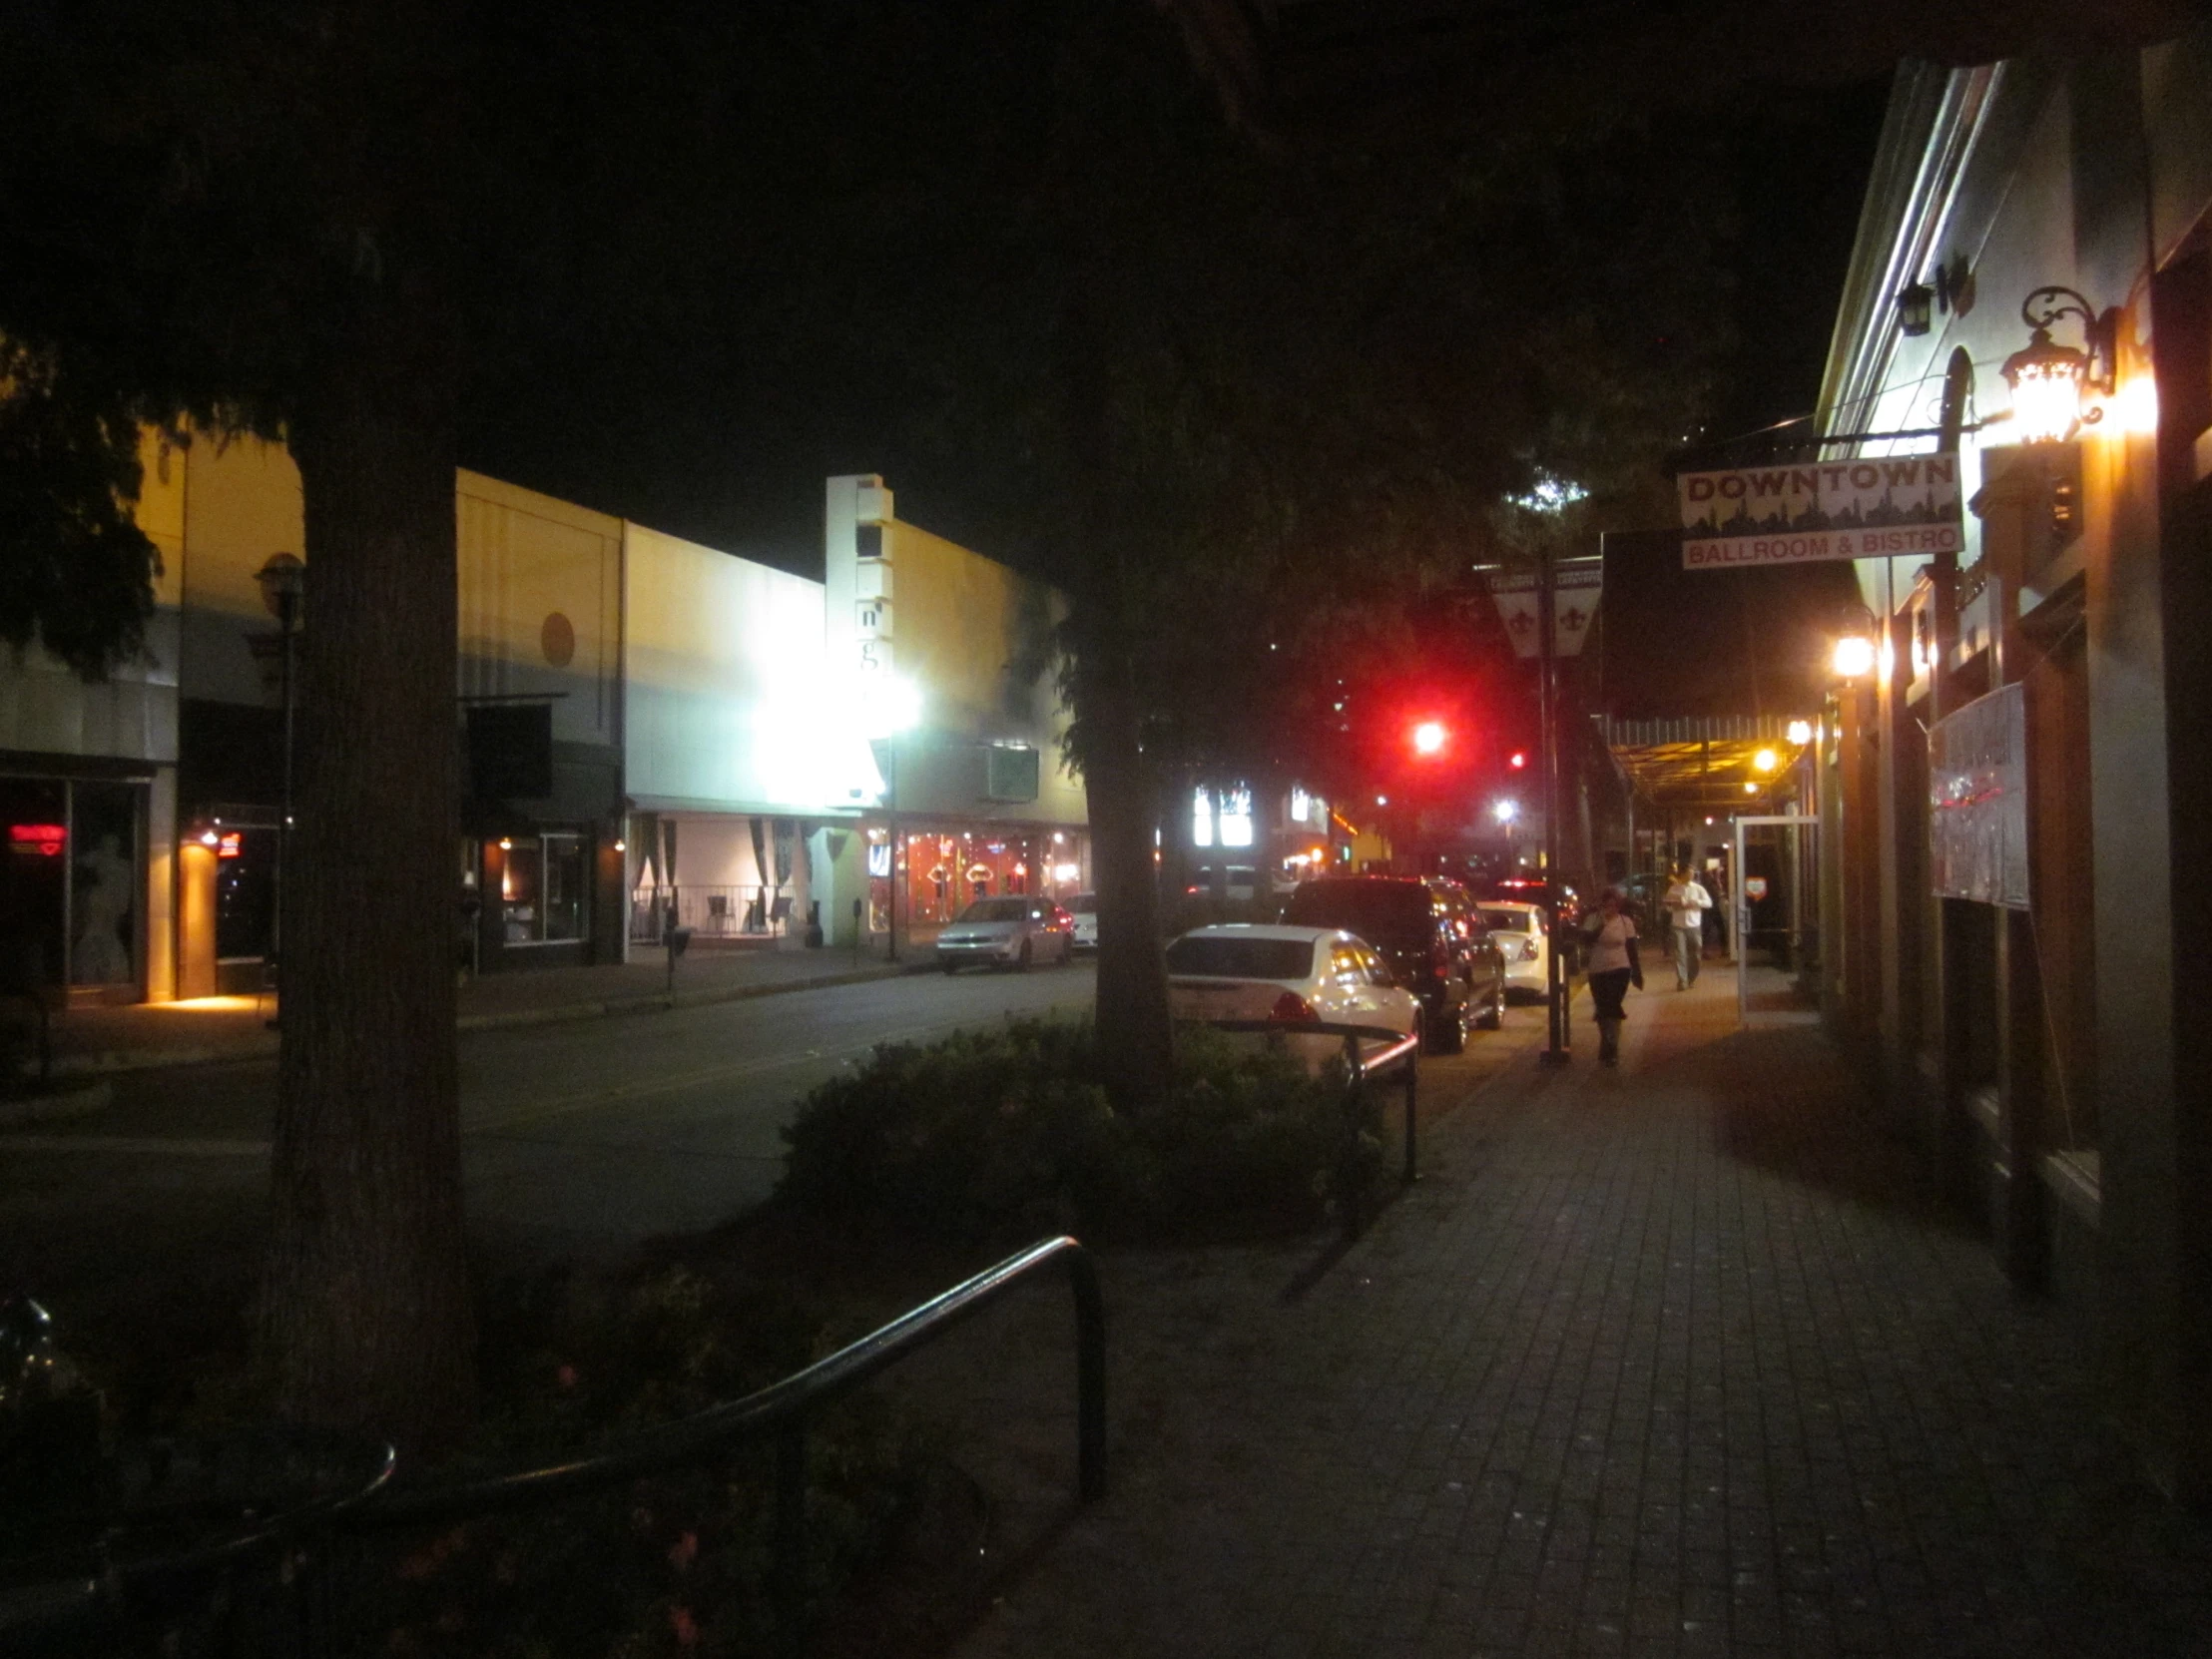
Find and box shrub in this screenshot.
[778,1018,1379,1244]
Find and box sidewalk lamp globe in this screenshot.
[1786,719,1814,746]
[1753,748,1779,774]
[1831,633,1877,680]
[1492,799,1518,825]
[2001,327,2090,442]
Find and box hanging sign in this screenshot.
[1485,558,1603,659]
[1678,455,1963,569]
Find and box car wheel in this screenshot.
[1476,980,1504,1030]
[941,961,959,975]
[1428,997,1467,1055]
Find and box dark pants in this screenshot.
[1589,968,1633,1023]
[1589,966,1632,1062]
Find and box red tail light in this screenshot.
[1269,991,1319,1023]
[1432,941,1451,976]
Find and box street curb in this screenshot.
[452,962,912,1033]
[0,1077,116,1128]
[22,960,927,1080]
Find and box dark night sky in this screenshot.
[454,37,1893,733]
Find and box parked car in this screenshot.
[934,896,1074,972]
[1164,924,1419,1074]
[1281,875,1506,1053]
[1484,876,1583,967]
[1478,900,1550,1001]
[1066,892,1099,949]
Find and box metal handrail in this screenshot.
[354,1234,1104,1528]
[3,1237,1104,1659]
[1200,1018,1421,1205]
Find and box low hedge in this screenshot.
[777,1018,1379,1244]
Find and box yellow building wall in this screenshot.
[887,519,1084,825]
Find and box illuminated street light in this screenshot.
[1832,633,1877,680]
[1508,751,1526,770]
[1492,799,1518,825]
[1753,748,1779,774]
[2000,286,2115,444]
[1743,782,1759,795]
[1786,719,1814,746]
[1410,719,1447,756]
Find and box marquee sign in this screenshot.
[1677,455,1963,569]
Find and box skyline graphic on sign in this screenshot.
[1678,456,1964,569]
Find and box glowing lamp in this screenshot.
[1753,748,1778,774]
[1786,719,1814,746]
[1492,799,1518,825]
[1410,720,1446,757]
[1832,634,1877,680]
[1743,782,1759,795]
[200,829,221,847]
[1999,285,2116,444]
[1508,751,1526,770]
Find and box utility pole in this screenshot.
[1539,546,1570,1064]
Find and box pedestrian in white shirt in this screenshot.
[1662,866,1712,990]
[1581,887,1642,1066]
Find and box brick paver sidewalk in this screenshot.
[948,972,2212,1658]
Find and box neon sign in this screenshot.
[7,824,67,857]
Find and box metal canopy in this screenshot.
[1600,714,1815,810]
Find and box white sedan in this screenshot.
[935,897,1075,972]
[1164,924,1419,1074]
[1066,892,1099,950]
[1479,901,1549,1001]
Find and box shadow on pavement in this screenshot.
[1649,1022,1967,1227]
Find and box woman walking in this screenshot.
[1583,887,1643,1066]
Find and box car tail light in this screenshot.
[1432,940,1451,976]
[1269,991,1319,1023]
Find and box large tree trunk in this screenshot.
[1073,615,1176,1112]
[258,305,474,1453]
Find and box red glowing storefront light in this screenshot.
[218,832,243,859]
[8,823,68,856]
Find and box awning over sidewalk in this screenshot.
[1601,713,1816,810]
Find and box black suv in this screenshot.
[1281,875,1508,1053]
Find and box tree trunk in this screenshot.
[1073,619,1176,1113]
[258,306,474,1453]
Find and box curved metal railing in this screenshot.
[2,1236,1105,1658]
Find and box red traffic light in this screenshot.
[1410,720,1447,757]
[1508,750,1526,769]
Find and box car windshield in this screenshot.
[1165,935,1317,980]
[1282,881,1429,939]
[1479,907,1534,931]
[957,898,1029,923]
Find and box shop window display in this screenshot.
[499,830,592,944]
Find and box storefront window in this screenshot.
[215,826,277,962]
[543,832,585,940]
[499,830,591,944]
[1,778,69,989]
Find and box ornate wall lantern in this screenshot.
[1999,286,2118,443]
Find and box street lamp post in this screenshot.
[1537,549,1570,1065]
[254,553,304,1029]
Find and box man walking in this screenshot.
[1663,865,1713,989]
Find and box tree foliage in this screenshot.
[0,337,161,678]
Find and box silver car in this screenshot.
[935,896,1075,973]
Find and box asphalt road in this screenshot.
[0,961,1558,1360]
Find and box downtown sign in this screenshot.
[1676,454,1963,570]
